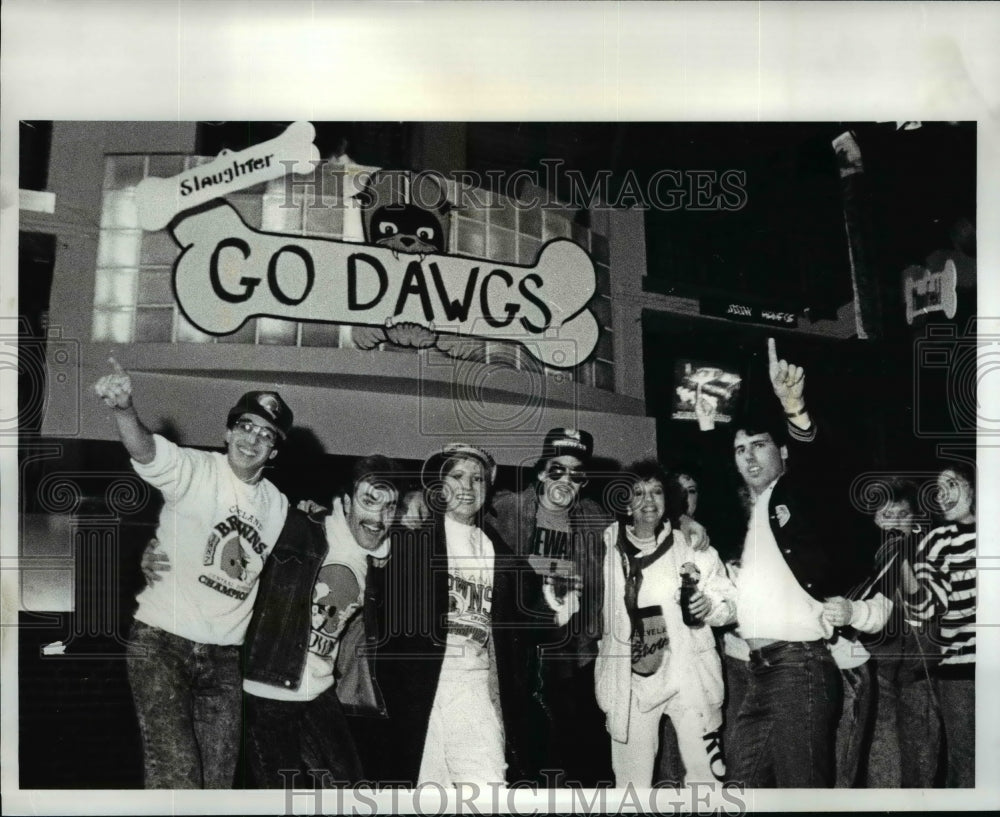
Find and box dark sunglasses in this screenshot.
[544,464,588,486]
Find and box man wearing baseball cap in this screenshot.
[93,359,292,788]
[490,427,614,786]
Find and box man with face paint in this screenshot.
[141,453,404,787]
[93,359,292,789]
[241,455,402,787]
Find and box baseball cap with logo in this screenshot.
[226,391,293,440]
[541,427,594,462]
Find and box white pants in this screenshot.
[418,671,507,788]
[611,693,724,787]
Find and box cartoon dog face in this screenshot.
[359,169,452,255]
[370,204,444,255]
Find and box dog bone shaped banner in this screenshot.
[171,201,599,368]
[135,121,320,231]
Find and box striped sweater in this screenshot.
[904,521,976,666]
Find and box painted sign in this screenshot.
[170,201,599,368]
[699,294,799,328]
[135,121,320,230]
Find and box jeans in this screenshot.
[729,641,841,788]
[866,657,941,787]
[125,620,242,789]
[244,687,363,788]
[938,674,974,787]
[834,662,874,787]
[721,653,751,782]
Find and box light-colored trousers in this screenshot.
[612,692,724,787]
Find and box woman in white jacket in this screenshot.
[595,460,736,787]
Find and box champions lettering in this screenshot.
[170,201,600,369]
[180,155,274,196]
[198,574,250,600]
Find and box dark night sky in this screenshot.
[466,121,975,319]
[184,120,974,322]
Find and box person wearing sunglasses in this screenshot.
[488,427,614,785]
[93,359,292,788]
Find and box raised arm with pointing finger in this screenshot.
[725,337,871,789]
[767,336,811,431]
[90,362,293,789]
[92,357,156,464]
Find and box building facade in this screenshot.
[28,121,660,467]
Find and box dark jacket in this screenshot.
[490,487,611,665]
[369,515,551,785]
[242,508,385,715]
[756,421,869,600]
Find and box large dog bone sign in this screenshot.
[171,201,599,368]
[135,121,320,231]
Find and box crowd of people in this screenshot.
[91,337,977,790]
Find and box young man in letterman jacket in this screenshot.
[726,338,867,788]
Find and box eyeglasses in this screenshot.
[234,419,277,446]
[544,464,588,486]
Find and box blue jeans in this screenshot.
[866,657,941,787]
[722,653,751,782]
[244,688,363,788]
[125,620,242,788]
[729,641,841,788]
[938,672,974,787]
[835,663,873,787]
